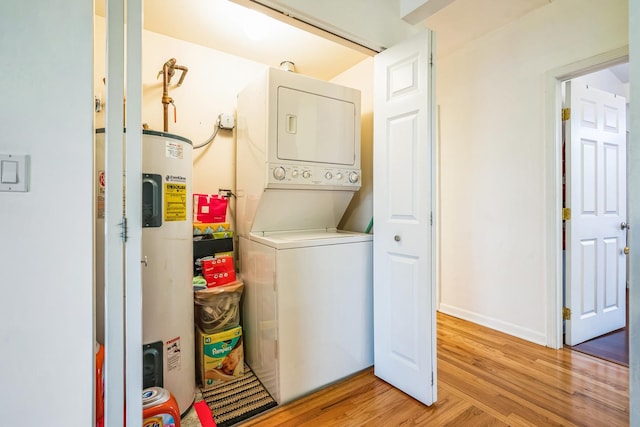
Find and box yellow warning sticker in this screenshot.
[164,182,187,221]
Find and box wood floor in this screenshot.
[570,289,629,367]
[570,327,629,366]
[242,312,629,426]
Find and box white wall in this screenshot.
[333,58,375,233]
[0,1,94,425]
[571,68,629,99]
[437,0,628,343]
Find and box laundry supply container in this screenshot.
[142,387,181,427]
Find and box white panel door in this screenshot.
[373,30,436,405]
[565,82,627,346]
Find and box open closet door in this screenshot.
[373,30,436,406]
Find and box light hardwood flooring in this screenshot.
[239,312,629,426]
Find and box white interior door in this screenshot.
[565,81,627,346]
[373,30,436,405]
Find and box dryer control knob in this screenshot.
[348,172,360,184]
[292,169,299,178]
[302,170,311,179]
[336,172,343,180]
[325,171,333,180]
[273,166,286,180]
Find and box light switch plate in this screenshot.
[0,154,29,192]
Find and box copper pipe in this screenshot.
[158,58,188,132]
[173,65,188,86]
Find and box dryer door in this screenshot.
[277,86,356,165]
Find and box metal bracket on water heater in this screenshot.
[143,341,164,389]
[142,173,163,227]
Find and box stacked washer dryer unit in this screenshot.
[95,129,195,414]
[236,68,373,404]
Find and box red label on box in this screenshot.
[201,256,234,275]
[204,270,237,288]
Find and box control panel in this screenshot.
[267,163,361,189]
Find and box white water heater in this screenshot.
[95,129,195,414]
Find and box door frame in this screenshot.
[544,45,629,349]
[103,0,144,424]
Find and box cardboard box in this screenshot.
[204,270,236,288]
[196,326,244,389]
[202,255,234,274]
[193,237,234,276]
[193,222,231,236]
[211,231,233,239]
[201,255,236,287]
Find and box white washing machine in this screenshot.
[240,230,372,404]
[236,68,373,404]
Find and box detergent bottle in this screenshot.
[142,387,181,427]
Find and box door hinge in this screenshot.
[430,212,433,226]
[563,307,571,320]
[562,108,571,121]
[429,53,433,66]
[120,217,128,242]
[431,371,434,386]
[562,208,571,221]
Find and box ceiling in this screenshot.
[95,0,553,81]
[424,0,552,55]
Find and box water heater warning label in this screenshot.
[165,141,183,159]
[166,336,181,371]
[97,170,105,219]
[164,182,187,221]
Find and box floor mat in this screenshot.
[200,364,277,427]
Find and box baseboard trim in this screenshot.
[438,304,547,346]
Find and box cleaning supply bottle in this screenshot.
[142,387,181,427]
[95,342,105,427]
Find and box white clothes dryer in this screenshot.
[236,68,373,404]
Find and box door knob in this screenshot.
[394,235,401,242]
[621,222,630,230]
[624,247,630,255]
